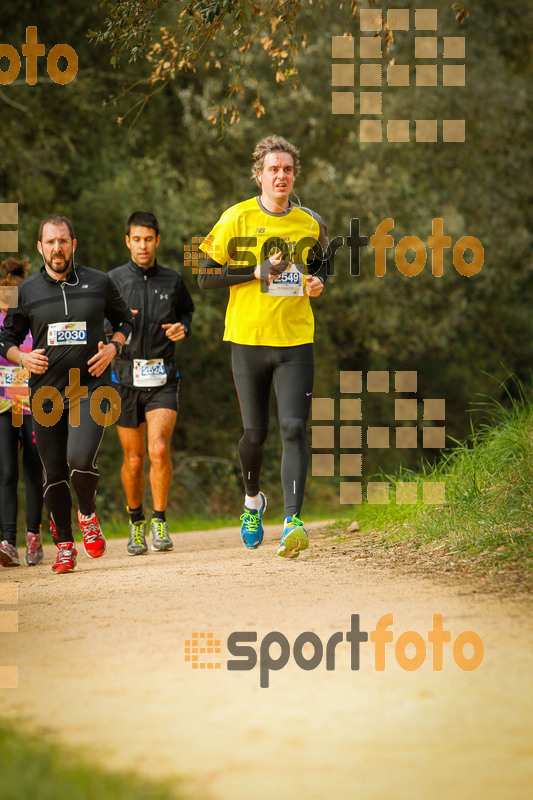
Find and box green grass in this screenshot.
[0,720,186,800]
[338,379,533,569]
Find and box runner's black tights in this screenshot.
[232,343,313,518]
[32,398,105,542]
[0,412,43,546]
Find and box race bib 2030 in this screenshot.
[47,321,87,346]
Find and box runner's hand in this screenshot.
[87,341,115,377]
[305,276,324,297]
[21,348,48,374]
[254,252,291,281]
[162,322,186,341]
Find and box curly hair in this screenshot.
[0,257,30,287]
[251,135,300,186]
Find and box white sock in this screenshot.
[284,516,301,527]
[245,493,262,511]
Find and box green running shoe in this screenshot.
[127,520,148,556]
[277,515,309,559]
[150,519,173,552]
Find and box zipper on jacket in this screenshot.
[60,283,68,315]
[142,273,148,359]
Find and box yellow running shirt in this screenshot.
[200,197,328,347]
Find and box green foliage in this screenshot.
[89,1,167,63]
[0,720,184,800]
[92,0,311,126]
[351,377,533,568]
[1,0,532,525]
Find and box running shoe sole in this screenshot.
[127,545,148,555]
[0,549,20,567]
[51,560,76,574]
[24,551,44,566]
[51,562,76,574]
[83,539,107,558]
[277,529,309,559]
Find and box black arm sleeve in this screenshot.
[174,276,195,336]
[298,206,329,286]
[307,255,329,285]
[197,258,255,290]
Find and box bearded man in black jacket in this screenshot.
[0,214,133,574]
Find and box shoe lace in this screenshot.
[56,545,74,564]
[288,515,304,528]
[26,533,41,553]
[152,520,168,540]
[81,518,102,543]
[240,509,259,531]
[131,522,145,545]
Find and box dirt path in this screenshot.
[1,523,532,799]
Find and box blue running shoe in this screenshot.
[240,492,267,549]
[277,515,309,559]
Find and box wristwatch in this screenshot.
[109,340,123,356]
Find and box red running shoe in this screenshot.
[77,510,106,558]
[51,542,77,574]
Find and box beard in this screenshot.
[45,253,72,275]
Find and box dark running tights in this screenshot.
[0,412,43,546]
[232,343,314,519]
[32,398,105,542]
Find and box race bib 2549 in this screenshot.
[267,265,304,297]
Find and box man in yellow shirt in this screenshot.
[199,135,328,558]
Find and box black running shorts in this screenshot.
[115,379,180,428]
